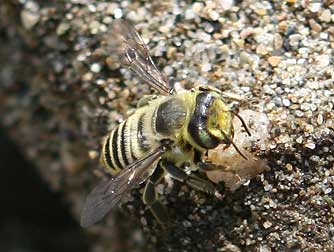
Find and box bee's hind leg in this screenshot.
[160,161,224,199]
[142,164,169,226]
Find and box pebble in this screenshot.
[256,44,268,55]
[309,19,322,33]
[288,34,302,47]
[208,11,220,21]
[268,56,281,67]
[102,16,113,24]
[309,2,321,13]
[202,22,214,33]
[163,66,174,76]
[324,188,332,195]
[82,72,93,81]
[56,22,70,35]
[185,9,195,20]
[259,245,271,252]
[21,9,40,30]
[234,39,245,48]
[263,221,272,229]
[201,63,212,72]
[319,9,332,23]
[282,98,291,107]
[254,8,267,16]
[89,20,102,34]
[295,110,304,117]
[240,27,254,39]
[316,55,331,68]
[182,220,192,228]
[240,51,252,65]
[305,142,316,150]
[88,150,98,159]
[90,63,102,73]
[273,33,283,49]
[319,32,329,40]
[220,0,234,10]
[113,8,123,18]
[278,21,287,33]
[317,114,323,125]
[296,136,303,144]
[192,2,204,14]
[88,4,96,13]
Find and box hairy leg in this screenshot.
[160,160,223,199]
[142,164,169,225]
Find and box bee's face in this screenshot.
[207,98,234,145]
[188,92,234,150]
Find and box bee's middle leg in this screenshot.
[160,160,223,199]
[143,164,169,225]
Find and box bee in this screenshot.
[80,19,250,227]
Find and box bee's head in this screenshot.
[188,92,234,150]
[188,88,251,159]
[206,96,252,160]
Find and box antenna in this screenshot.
[220,130,248,160]
[226,110,252,136]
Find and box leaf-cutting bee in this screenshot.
[80,19,250,227]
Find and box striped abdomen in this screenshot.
[100,96,188,174]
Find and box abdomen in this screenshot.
[100,96,188,174]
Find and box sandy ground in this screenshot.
[0,0,333,251]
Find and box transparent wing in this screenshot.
[102,19,171,95]
[80,144,168,227]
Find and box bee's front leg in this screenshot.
[197,161,228,171]
[160,160,224,200]
[198,161,242,181]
